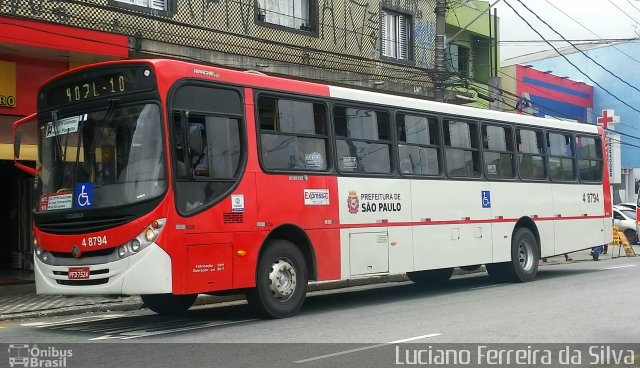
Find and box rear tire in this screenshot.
[487,227,539,283]
[245,239,308,318]
[141,293,197,315]
[407,268,453,286]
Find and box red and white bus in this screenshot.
[13,59,612,318]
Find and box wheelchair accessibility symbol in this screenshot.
[481,191,491,208]
[75,183,94,209]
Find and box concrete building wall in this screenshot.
[2,0,441,97]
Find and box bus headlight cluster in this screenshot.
[117,219,166,259]
[34,245,51,264]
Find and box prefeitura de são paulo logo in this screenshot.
[347,190,359,214]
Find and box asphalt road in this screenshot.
[1,257,639,367]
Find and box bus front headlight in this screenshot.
[130,239,141,253]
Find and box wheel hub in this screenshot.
[268,258,297,301]
[518,240,534,271]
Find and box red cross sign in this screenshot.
[597,109,619,129]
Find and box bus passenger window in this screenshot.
[443,119,480,178]
[258,96,328,171]
[516,128,546,180]
[482,124,514,179]
[576,135,603,182]
[334,106,392,174]
[547,132,576,181]
[396,113,440,176]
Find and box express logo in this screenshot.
[347,190,359,214]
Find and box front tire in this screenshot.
[245,239,308,318]
[141,293,197,315]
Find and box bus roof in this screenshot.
[45,58,600,135]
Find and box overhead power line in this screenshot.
[607,0,640,27]
[499,38,639,43]
[503,0,640,117]
[515,0,640,95]
[543,0,640,64]
[626,0,640,16]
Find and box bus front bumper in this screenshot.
[34,243,172,295]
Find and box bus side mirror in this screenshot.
[12,113,37,177]
[14,129,21,159]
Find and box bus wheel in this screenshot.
[406,268,453,286]
[245,240,308,318]
[141,293,197,315]
[488,227,538,283]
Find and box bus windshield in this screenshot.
[36,103,166,213]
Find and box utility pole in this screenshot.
[434,0,446,102]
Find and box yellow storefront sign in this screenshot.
[0,60,17,107]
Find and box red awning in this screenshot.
[0,16,128,58]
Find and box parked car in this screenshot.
[616,202,636,210]
[612,206,638,244]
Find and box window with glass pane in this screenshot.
[576,135,603,182]
[443,120,480,177]
[256,0,313,31]
[258,97,327,171]
[482,124,514,178]
[516,128,546,180]
[446,44,470,77]
[334,106,391,173]
[547,132,576,181]
[113,0,167,11]
[397,113,440,175]
[381,9,411,61]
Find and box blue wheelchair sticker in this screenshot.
[75,183,94,209]
[481,191,491,208]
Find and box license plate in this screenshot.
[68,267,90,280]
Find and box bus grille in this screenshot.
[51,248,115,259]
[38,217,134,234]
[56,279,109,286]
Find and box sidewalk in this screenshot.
[1,244,637,321]
[541,243,639,265]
